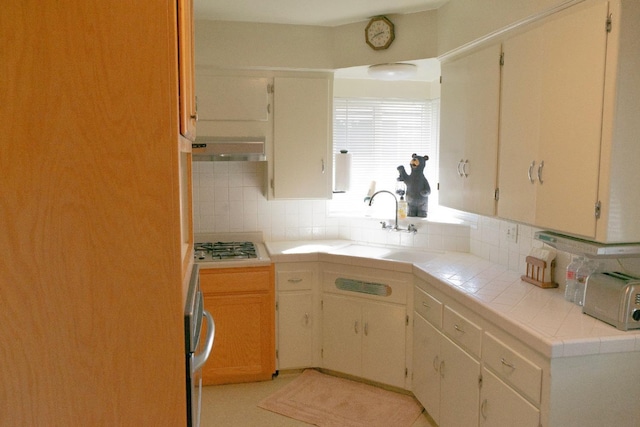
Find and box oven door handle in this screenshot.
[193,310,215,373]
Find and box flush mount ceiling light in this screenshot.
[367,63,417,80]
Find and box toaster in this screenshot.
[583,272,640,331]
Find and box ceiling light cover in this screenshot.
[368,63,417,81]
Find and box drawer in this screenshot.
[443,306,482,357]
[483,332,542,406]
[414,286,443,328]
[277,270,314,291]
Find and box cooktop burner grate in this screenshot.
[194,241,258,261]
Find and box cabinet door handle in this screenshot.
[457,159,464,177]
[439,360,445,379]
[422,301,430,309]
[354,321,359,334]
[364,322,369,336]
[454,324,465,334]
[321,158,325,174]
[304,313,309,326]
[433,355,440,373]
[287,278,303,283]
[528,160,536,183]
[481,399,488,420]
[500,357,516,370]
[462,159,469,178]
[537,160,545,184]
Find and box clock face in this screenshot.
[365,17,395,50]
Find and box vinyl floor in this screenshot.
[199,371,437,427]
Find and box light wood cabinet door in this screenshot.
[480,367,540,427]
[498,0,608,238]
[439,43,501,216]
[199,266,276,385]
[272,77,332,199]
[178,0,197,140]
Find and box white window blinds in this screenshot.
[332,98,439,213]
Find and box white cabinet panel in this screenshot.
[197,76,269,121]
[272,77,332,199]
[439,43,501,216]
[480,368,540,427]
[278,293,314,369]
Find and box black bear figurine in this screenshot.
[397,154,431,217]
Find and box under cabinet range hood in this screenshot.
[535,231,640,258]
[192,137,265,161]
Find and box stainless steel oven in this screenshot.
[184,264,215,427]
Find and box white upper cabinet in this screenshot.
[197,76,270,122]
[498,0,609,238]
[272,76,333,199]
[439,43,501,216]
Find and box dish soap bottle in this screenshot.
[398,196,408,220]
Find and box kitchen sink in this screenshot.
[329,244,440,264]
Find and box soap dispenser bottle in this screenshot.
[398,196,408,220]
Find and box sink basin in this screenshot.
[329,245,439,263]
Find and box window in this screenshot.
[330,97,440,216]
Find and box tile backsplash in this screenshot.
[192,161,640,287]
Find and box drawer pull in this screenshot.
[287,278,303,283]
[500,357,516,369]
[439,360,446,379]
[422,301,431,309]
[481,399,488,420]
[454,324,465,334]
[304,313,309,326]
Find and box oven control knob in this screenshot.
[632,309,640,322]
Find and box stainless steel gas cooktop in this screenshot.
[194,241,258,262]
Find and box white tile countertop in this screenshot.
[265,240,640,359]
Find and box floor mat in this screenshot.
[258,370,423,427]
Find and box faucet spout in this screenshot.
[368,190,398,230]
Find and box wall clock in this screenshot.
[365,16,395,50]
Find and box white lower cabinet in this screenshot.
[322,293,407,388]
[276,263,320,370]
[480,367,540,427]
[413,286,481,427]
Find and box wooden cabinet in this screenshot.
[2,0,194,424]
[439,43,501,216]
[178,0,197,141]
[322,293,407,388]
[497,0,609,237]
[199,265,276,385]
[271,76,333,199]
[412,287,481,427]
[276,263,320,370]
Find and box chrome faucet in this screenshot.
[368,190,399,230]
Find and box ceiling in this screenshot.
[194,0,448,27]
[193,0,445,81]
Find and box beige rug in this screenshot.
[258,369,423,427]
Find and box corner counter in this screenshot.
[266,240,640,359]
